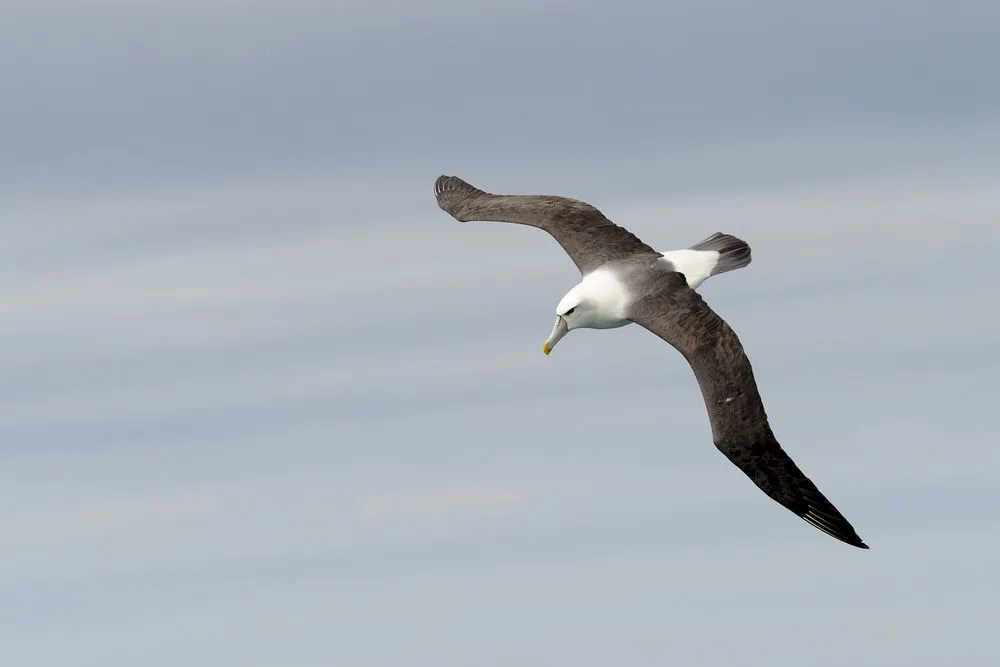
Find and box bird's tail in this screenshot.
[687,232,752,277]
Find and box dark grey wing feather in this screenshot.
[434,175,656,275]
[628,274,869,549]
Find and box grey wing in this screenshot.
[628,274,869,549]
[434,175,656,275]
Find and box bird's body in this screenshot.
[554,234,753,332]
[434,174,869,549]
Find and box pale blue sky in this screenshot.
[2,1,1000,665]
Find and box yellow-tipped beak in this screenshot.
[542,316,568,356]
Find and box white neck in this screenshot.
[559,269,632,330]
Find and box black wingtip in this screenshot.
[801,506,869,549]
[433,174,454,196]
[841,534,870,550]
[434,174,483,198]
[434,175,490,221]
[824,529,869,550]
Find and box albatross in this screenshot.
[434,174,868,549]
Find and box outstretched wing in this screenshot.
[434,175,656,275]
[628,273,869,549]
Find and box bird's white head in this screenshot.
[542,272,630,355]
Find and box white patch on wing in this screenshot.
[658,248,721,289]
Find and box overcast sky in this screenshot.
[2,1,999,665]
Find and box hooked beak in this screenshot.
[542,316,569,355]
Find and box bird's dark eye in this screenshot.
[565,307,575,315]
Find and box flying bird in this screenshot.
[434,174,868,549]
